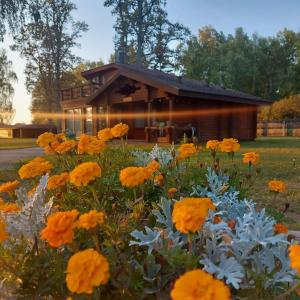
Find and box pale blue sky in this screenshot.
[3,0,300,123]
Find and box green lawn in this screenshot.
[0,138,37,150]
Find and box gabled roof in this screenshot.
[82,63,271,105]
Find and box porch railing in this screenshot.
[61,83,100,101]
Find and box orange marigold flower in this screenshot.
[0,180,20,193]
[172,197,215,234]
[0,218,8,243]
[178,143,197,159]
[119,166,148,188]
[243,152,259,165]
[168,187,178,197]
[268,180,286,193]
[37,132,56,147]
[18,157,53,179]
[47,172,69,190]
[77,134,106,155]
[220,138,240,153]
[41,209,79,248]
[146,160,161,175]
[55,140,77,154]
[206,140,220,151]
[56,133,66,141]
[274,223,288,234]
[289,245,300,275]
[76,210,105,230]
[44,140,60,155]
[213,215,222,224]
[154,174,164,186]
[66,248,110,294]
[0,199,20,213]
[98,128,113,142]
[111,123,129,138]
[69,162,101,187]
[171,269,231,300]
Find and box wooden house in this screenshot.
[60,63,271,143]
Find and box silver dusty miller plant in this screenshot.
[129,168,295,292]
[1,174,53,242]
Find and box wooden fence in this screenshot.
[257,122,300,137]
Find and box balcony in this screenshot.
[61,83,100,101]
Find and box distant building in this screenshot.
[60,63,271,143]
[0,124,57,138]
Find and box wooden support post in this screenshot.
[147,101,151,127]
[61,111,66,133]
[81,108,86,134]
[106,105,111,127]
[92,106,98,135]
[168,98,173,126]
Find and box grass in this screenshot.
[0,138,37,150]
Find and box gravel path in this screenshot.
[0,147,44,169]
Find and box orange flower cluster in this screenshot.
[76,210,105,230]
[77,134,106,155]
[69,162,101,187]
[146,160,161,175]
[268,180,286,193]
[47,172,69,190]
[0,199,20,213]
[98,128,113,142]
[0,218,8,243]
[119,166,150,188]
[243,152,259,165]
[66,249,110,294]
[37,132,56,147]
[220,138,240,153]
[111,123,129,138]
[177,143,197,160]
[41,209,79,248]
[18,157,53,179]
[168,187,178,197]
[172,197,215,234]
[154,174,164,186]
[0,180,20,193]
[289,245,300,275]
[171,269,231,300]
[206,140,220,151]
[274,223,288,234]
[55,140,77,154]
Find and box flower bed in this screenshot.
[0,125,299,299]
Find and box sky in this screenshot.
[3,0,300,124]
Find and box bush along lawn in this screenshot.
[0,127,299,300]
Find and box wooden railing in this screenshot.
[61,83,100,101]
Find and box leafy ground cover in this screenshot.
[0,129,299,299]
[0,138,36,150]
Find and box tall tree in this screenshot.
[0,49,17,124]
[104,0,190,70]
[12,0,88,123]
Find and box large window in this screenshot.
[86,107,93,134]
[134,106,145,128]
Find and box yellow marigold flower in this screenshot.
[0,218,8,243]
[178,143,197,159]
[274,223,288,234]
[18,157,53,179]
[56,133,66,141]
[154,174,164,186]
[0,199,20,213]
[171,269,231,300]
[98,128,113,142]
[44,140,60,155]
[243,152,259,165]
[119,166,148,188]
[146,160,161,176]
[47,172,69,190]
[268,180,286,193]
[289,245,300,275]
[172,197,215,234]
[66,248,110,294]
[206,140,220,151]
[77,134,106,155]
[220,138,240,153]
[41,209,79,248]
[37,132,56,147]
[69,162,101,187]
[168,187,178,197]
[0,180,20,193]
[111,123,129,138]
[55,140,77,154]
[76,210,105,230]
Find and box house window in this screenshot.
[86,107,93,134]
[98,105,107,129]
[74,109,81,137]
